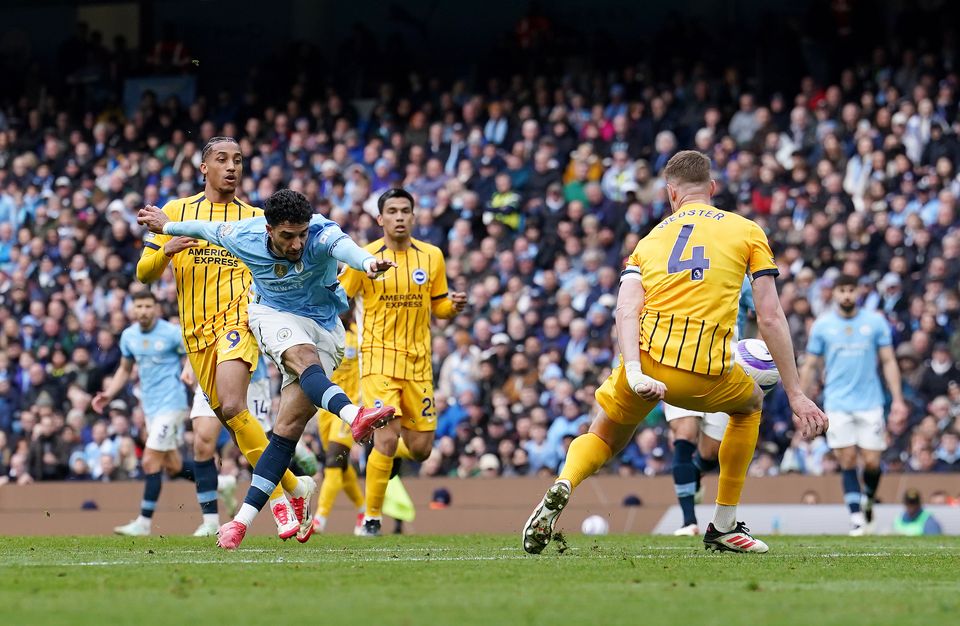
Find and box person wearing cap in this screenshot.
[893,489,942,535]
[802,274,908,536]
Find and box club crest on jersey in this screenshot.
[274,264,288,278]
[154,341,165,351]
[412,268,427,285]
[295,261,304,273]
[277,328,292,341]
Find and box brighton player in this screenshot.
[184,353,274,531]
[93,291,194,536]
[339,188,466,537]
[522,151,827,554]
[668,276,753,536]
[137,136,310,540]
[801,274,908,535]
[138,188,398,549]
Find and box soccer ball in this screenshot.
[581,515,609,536]
[734,338,780,394]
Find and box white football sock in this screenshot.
[202,513,219,527]
[340,405,359,424]
[290,477,311,498]
[235,503,258,527]
[713,505,737,532]
[136,515,152,527]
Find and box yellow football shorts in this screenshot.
[596,351,757,426]
[318,408,356,448]
[187,326,260,411]
[361,374,436,432]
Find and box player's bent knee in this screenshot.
[280,344,320,376]
[326,445,350,469]
[217,396,247,420]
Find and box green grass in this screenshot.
[2,535,958,626]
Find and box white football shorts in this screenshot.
[663,403,729,442]
[825,408,886,451]
[247,302,344,388]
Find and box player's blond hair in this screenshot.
[663,150,711,185]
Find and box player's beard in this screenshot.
[838,301,856,315]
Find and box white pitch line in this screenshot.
[5,550,950,568]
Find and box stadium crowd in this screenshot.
[2,23,960,488]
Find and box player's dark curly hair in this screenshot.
[201,136,239,162]
[264,189,312,226]
[377,187,415,214]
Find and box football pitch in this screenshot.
[2,535,957,626]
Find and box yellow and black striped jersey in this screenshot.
[340,238,457,381]
[136,192,262,352]
[624,203,778,375]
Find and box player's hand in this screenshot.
[889,398,909,422]
[91,392,110,414]
[137,204,170,234]
[180,365,197,387]
[364,258,397,279]
[624,362,667,401]
[789,393,829,440]
[164,236,199,256]
[450,291,467,313]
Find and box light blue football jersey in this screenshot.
[806,308,892,412]
[119,319,188,416]
[166,215,374,331]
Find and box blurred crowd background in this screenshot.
[1,0,959,488]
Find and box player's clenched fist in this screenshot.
[450,291,467,313]
[624,361,667,401]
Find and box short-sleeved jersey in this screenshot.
[140,193,262,352]
[806,309,892,412]
[624,203,778,376]
[165,214,375,331]
[340,238,449,381]
[331,323,359,400]
[119,319,188,415]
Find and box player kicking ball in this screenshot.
[139,189,398,549]
[522,151,827,554]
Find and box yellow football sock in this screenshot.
[557,433,612,491]
[318,467,342,517]
[343,464,364,509]
[364,448,394,517]
[716,410,762,506]
[226,410,299,494]
[394,438,414,461]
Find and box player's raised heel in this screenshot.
[351,406,398,443]
[702,522,769,553]
[272,500,299,540]
[287,476,317,543]
[522,481,570,555]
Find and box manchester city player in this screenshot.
[801,274,908,535]
[94,291,193,535]
[138,188,398,548]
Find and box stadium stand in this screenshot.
[1,5,959,488]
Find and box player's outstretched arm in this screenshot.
[326,231,396,277]
[616,266,665,401]
[91,357,134,414]
[753,275,828,438]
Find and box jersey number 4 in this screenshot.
[668,224,710,281]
